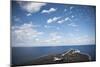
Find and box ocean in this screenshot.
[11,45,96,65]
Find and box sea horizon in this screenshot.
[12,44,96,65]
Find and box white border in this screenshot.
[15,0,96,5]
[0,0,10,67]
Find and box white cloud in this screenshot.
[72,36,95,45]
[70,6,74,10]
[47,19,53,24]
[62,35,95,45]
[26,13,32,16]
[41,32,62,44]
[11,22,94,47]
[18,1,46,13]
[12,23,95,47]
[41,8,57,14]
[11,22,44,47]
[68,23,78,27]
[57,17,71,24]
[65,17,71,21]
[40,32,95,45]
[47,16,71,24]
[57,20,65,24]
[47,17,61,24]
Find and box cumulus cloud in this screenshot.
[47,17,61,24]
[41,8,57,14]
[18,1,46,13]
[11,23,95,47]
[26,13,32,16]
[65,17,71,21]
[11,22,44,47]
[57,19,65,24]
[47,16,71,24]
[57,17,71,24]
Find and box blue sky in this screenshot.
[11,1,96,47]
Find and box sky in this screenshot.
[11,1,96,47]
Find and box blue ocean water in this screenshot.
[11,45,96,65]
